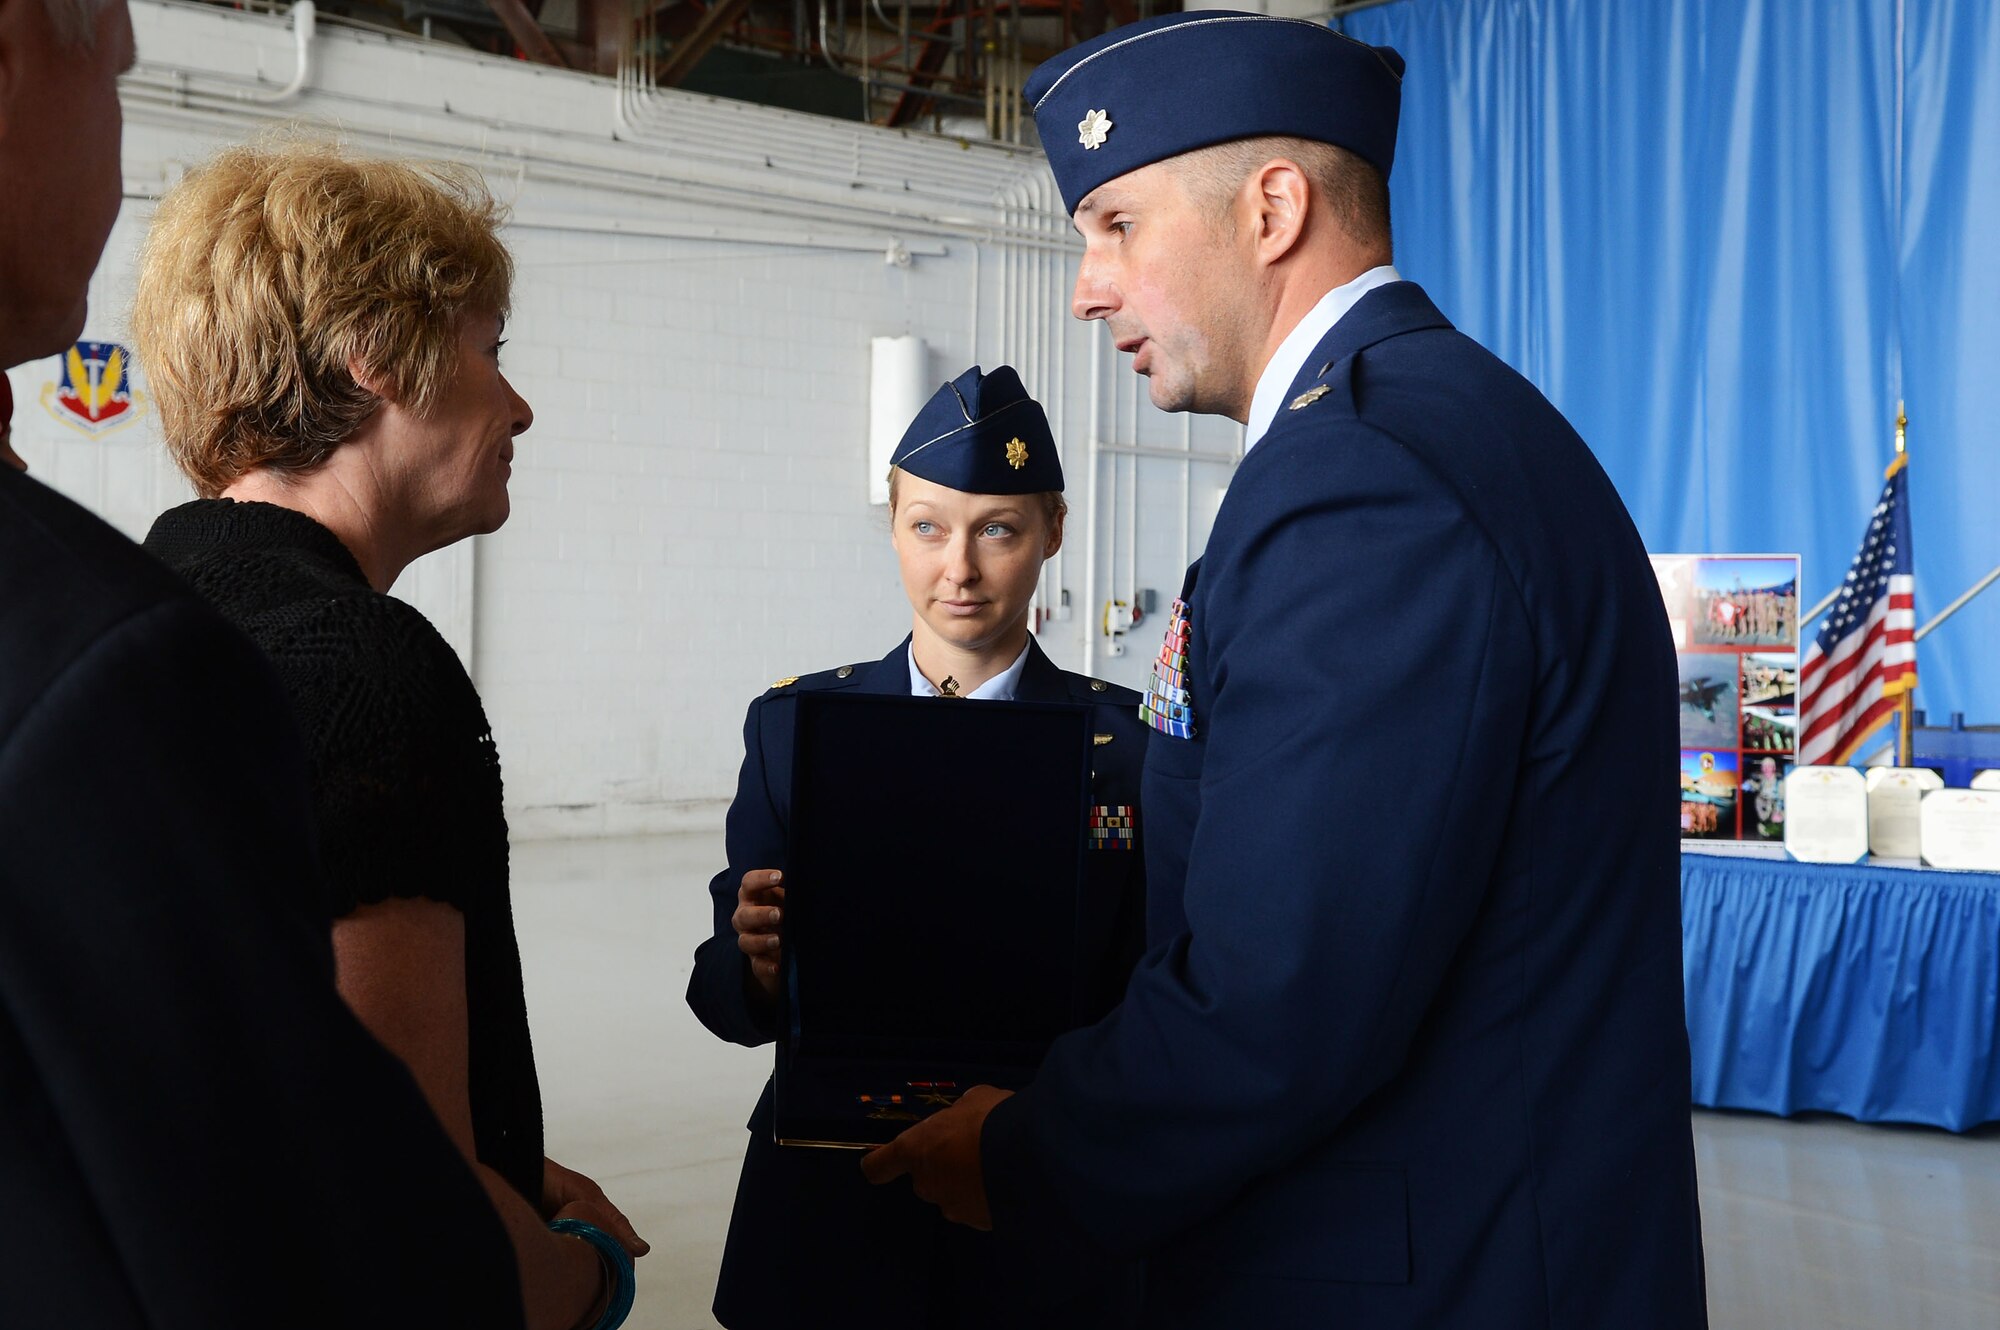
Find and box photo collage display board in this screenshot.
[1651,555,1802,842]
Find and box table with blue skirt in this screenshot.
[1681,852,2000,1132]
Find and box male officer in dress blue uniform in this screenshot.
[687,366,1148,1328]
[865,15,1708,1328]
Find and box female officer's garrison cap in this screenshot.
[1024,11,1404,215]
[890,365,1063,495]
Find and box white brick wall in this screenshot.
[6,0,1240,837]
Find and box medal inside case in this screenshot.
[777,693,1097,1148]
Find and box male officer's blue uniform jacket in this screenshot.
[686,637,1150,1329]
[981,283,1708,1328]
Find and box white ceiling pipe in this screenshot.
[612,78,1052,211]
[1043,171,1070,629]
[237,1,315,104]
[506,208,948,257]
[131,8,1025,211]
[136,0,1009,199]
[118,82,1077,252]
[615,70,1021,188]
[614,61,1027,202]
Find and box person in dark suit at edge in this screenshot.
[865,13,1708,1328]
[688,366,1147,1328]
[0,1,523,1323]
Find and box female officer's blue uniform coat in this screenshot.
[686,636,1149,1329]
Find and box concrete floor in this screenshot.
[514,833,2000,1330]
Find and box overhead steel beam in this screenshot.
[579,0,632,75]
[486,0,569,67]
[656,0,757,87]
[886,0,964,127]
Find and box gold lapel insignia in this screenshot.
[1093,733,1115,746]
[771,676,798,689]
[1289,384,1331,411]
[1005,437,1029,470]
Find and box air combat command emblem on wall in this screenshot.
[43,341,147,437]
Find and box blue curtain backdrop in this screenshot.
[1338,0,2000,727]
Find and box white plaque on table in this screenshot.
[1784,766,1869,864]
[1971,769,2000,792]
[1920,790,2000,871]
[1865,767,1943,859]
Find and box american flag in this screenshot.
[1798,456,1916,764]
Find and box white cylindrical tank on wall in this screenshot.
[869,335,929,506]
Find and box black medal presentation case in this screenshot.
[775,691,1096,1148]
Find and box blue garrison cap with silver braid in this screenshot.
[1025,12,1404,215]
[890,365,1064,495]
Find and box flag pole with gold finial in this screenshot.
[1894,401,1914,767]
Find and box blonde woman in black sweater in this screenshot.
[134,142,643,1330]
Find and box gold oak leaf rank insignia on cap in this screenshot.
[890,365,1063,494]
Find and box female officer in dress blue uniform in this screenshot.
[685,365,1147,1329]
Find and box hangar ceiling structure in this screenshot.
[204,0,1198,137]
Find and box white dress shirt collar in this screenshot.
[1243,264,1401,452]
[908,637,1032,701]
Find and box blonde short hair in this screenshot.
[131,141,512,499]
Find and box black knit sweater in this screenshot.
[144,499,544,1205]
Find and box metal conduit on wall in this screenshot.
[122,74,1069,257]
[124,6,1053,239]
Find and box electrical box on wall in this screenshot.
[1099,591,1157,659]
[868,335,928,505]
[1103,598,1145,657]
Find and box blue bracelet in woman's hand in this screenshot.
[548,1218,635,1330]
